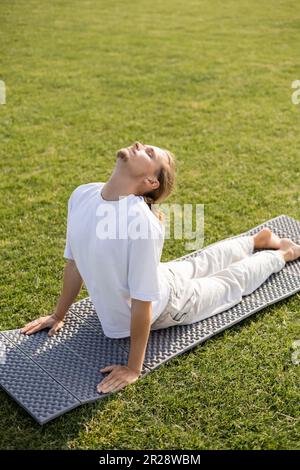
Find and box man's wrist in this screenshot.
[51,312,65,322]
[127,364,142,375]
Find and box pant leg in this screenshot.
[151,249,285,329]
[161,235,255,280]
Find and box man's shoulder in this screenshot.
[70,182,104,201]
[128,197,164,239]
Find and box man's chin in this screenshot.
[116,148,130,161]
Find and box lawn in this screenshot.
[0,0,299,450]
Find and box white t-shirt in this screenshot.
[64,182,171,338]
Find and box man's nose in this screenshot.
[134,141,143,150]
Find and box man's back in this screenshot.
[64,182,170,338]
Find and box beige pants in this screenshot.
[151,235,285,330]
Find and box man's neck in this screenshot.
[101,179,136,201]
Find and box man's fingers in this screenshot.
[96,365,139,394]
[48,322,63,337]
[20,320,39,333]
[103,380,124,392]
[97,380,126,394]
[98,373,112,387]
[114,382,127,392]
[100,365,117,373]
[24,324,43,335]
[103,377,120,389]
[22,325,40,335]
[24,320,51,335]
[98,371,124,391]
[20,318,64,337]
[97,372,117,389]
[20,325,31,333]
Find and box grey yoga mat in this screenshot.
[1,214,300,424]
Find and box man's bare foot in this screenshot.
[253,227,281,250]
[278,238,300,262]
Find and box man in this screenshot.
[21,141,176,394]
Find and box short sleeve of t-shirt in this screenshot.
[63,191,74,260]
[127,223,163,302]
[63,182,106,261]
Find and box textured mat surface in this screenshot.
[1,214,300,424]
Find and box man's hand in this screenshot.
[20,314,64,337]
[97,365,141,394]
[20,259,83,338]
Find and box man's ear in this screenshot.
[146,177,160,189]
[146,177,156,183]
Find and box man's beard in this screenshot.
[116,148,130,161]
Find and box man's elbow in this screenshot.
[66,258,82,277]
[131,298,152,308]
[131,299,153,318]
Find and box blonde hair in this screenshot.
[142,149,176,222]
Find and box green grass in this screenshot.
[0,0,300,450]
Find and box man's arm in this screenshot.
[53,259,83,321]
[97,299,153,393]
[127,298,153,374]
[21,259,83,335]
